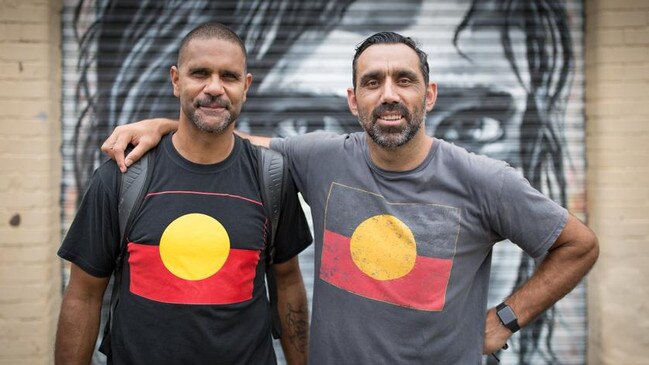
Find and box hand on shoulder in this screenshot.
[101,118,178,172]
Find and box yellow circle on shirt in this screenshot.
[350,214,417,280]
[159,213,230,280]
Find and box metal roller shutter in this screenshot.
[60,1,586,364]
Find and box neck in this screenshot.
[172,120,236,164]
[366,131,433,172]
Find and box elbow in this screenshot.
[574,226,599,273]
[585,230,600,270]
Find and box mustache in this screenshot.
[195,96,229,108]
[372,103,411,121]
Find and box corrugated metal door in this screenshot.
[60,1,586,364]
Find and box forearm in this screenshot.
[234,130,271,148]
[483,214,599,353]
[506,218,599,326]
[274,258,309,365]
[278,284,308,365]
[155,118,179,134]
[55,294,103,364]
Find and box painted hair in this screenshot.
[70,0,354,202]
[455,0,574,363]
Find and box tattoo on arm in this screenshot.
[285,303,308,353]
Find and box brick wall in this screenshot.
[585,0,649,364]
[0,0,61,364]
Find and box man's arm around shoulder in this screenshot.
[55,264,110,364]
[100,118,273,171]
[483,213,599,354]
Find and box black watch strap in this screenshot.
[496,302,520,333]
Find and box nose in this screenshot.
[380,79,400,104]
[204,75,225,96]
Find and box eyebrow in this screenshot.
[187,67,243,79]
[358,68,421,86]
[358,71,382,86]
[188,67,210,74]
[394,69,420,81]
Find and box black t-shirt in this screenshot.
[59,134,312,364]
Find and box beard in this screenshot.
[184,95,238,134]
[359,101,426,149]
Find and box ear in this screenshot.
[346,88,359,117]
[170,66,180,97]
[425,81,438,112]
[242,73,253,103]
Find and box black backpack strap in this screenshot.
[99,149,154,357]
[257,146,288,339]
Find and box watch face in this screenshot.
[498,306,517,324]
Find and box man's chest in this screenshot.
[129,168,267,251]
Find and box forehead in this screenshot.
[355,43,422,79]
[180,37,246,70]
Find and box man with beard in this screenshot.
[55,23,312,365]
[102,32,598,363]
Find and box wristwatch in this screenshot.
[496,302,520,333]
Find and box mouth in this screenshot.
[376,113,404,124]
[372,104,410,126]
[199,104,226,111]
[196,98,228,111]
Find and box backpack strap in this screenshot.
[99,149,154,357]
[257,146,288,339]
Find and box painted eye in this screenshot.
[436,115,504,143]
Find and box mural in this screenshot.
[60,0,586,364]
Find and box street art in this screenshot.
[60,0,586,364]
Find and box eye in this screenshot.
[191,70,209,77]
[430,87,515,150]
[362,79,379,88]
[397,78,413,85]
[222,72,240,81]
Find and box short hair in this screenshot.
[352,32,430,88]
[177,22,248,68]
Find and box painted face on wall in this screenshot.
[62,1,583,363]
[260,0,528,166]
[347,43,436,149]
[411,1,526,165]
[171,37,252,134]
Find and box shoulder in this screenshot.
[430,139,516,202]
[435,139,509,178]
[92,158,122,196]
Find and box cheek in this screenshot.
[354,94,375,112]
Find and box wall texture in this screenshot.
[0,0,62,364]
[585,0,649,364]
[0,0,647,364]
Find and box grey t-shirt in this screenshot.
[271,131,568,364]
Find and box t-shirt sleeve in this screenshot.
[271,171,313,264]
[57,161,122,277]
[490,165,568,258]
[269,131,340,198]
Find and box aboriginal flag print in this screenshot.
[320,183,460,311]
[128,212,260,305]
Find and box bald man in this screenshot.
[55,23,312,365]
